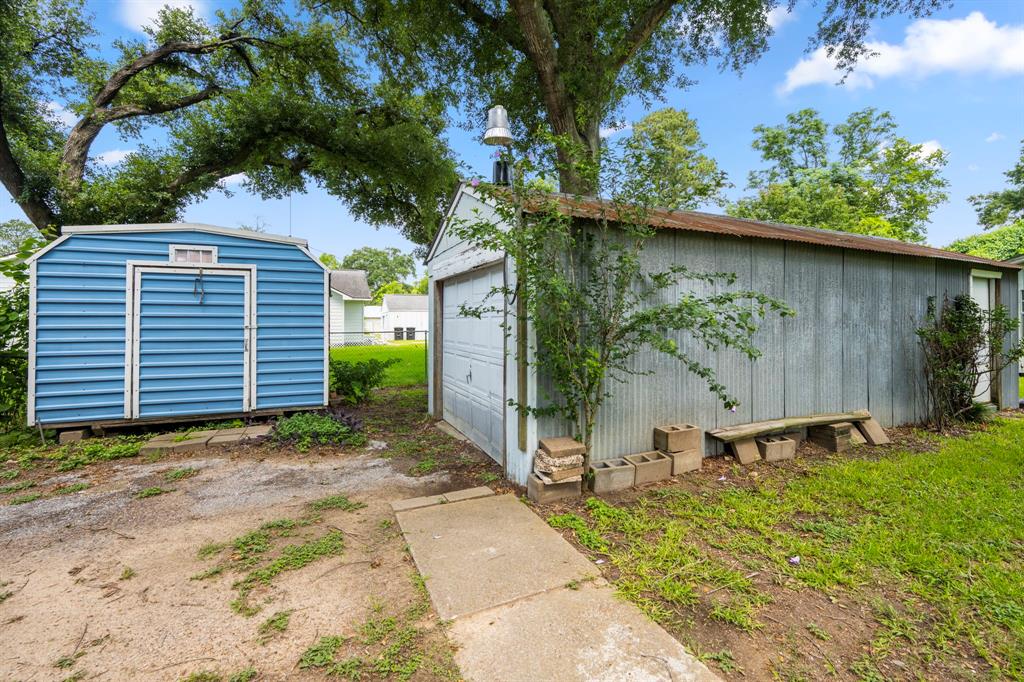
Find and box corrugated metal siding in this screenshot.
[1000,270,1021,408]
[137,271,246,418]
[33,230,324,424]
[539,232,1005,461]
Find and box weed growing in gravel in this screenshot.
[119,567,135,581]
[54,651,84,669]
[180,666,257,682]
[10,493,40,505]
[0,480,34,494]
[164,467,198,482]
[410,456,438,476]
[53,482,89,495]
[308,493,365,512]
[136,486,172,499]
[258,610,292,644]
[0,469,18,480]
[55,437,146,471]
[231,531,345,615]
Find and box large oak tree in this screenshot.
[324,0,948,193]
[0,0,457,243]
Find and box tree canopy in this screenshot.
[969,141,1024,230]
[0,0,458,243]
[946,222,1024,262]
[340,246,416,294]
[729,108,948,243]
[324,0,948,192]
[615,108,727,210]
[0,219,40,254]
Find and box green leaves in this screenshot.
[732,108,948,243]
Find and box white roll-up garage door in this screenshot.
[442,263,505,462]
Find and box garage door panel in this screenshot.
[442,264,505,463]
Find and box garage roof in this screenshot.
[523,193,1020,270]
[330,269,372,300]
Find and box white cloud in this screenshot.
[600,123,632,139]
[95,149,134,165]
[767,5,795,30]
[45,101,78,128]
[779,11,1024,93]
[967,163,980,172]
[985,132,1005,143]
[915,139,943,160]
[119,0,206,31]
[219,172,247,186]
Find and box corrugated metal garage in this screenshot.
[27,223,328,427]
[426,185,1022,485]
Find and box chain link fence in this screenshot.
[328,330,430,386]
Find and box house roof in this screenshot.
[383,294,428,312]
[526,193,1021,270]
[329,269,371,300]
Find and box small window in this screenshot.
[170,244,217,264]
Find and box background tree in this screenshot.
[319,253,342,269]
[341,246,416,294]
[0,219,40,254]
[968,141,1024,230]
[325,0,948,192]
[615,108,727,210]
[729,108,948,243]
[946,223,1024,262]
[1,0,457,243]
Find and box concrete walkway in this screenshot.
[393,490,719,682]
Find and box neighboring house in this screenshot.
[363,305,383,333]
[425,184,1021,483]
[26,223,329,428]
[328,269,372,345]
[381,294,428,340]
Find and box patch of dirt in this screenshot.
[0,388,498,681]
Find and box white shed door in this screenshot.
[442,264,505,463]
[972,276,994,402]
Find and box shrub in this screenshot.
[274,411,366,451]
[917,294,1023,429]
[329,358,399,405]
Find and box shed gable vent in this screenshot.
[170,244,218,264]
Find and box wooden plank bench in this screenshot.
[708,410,889,464]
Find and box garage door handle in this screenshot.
[466,369,472,383]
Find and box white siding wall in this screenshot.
[0,271,15,294]
[328,290,347,343]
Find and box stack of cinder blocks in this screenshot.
[527,437,585,504]
[654,424,703,475]
[807,423,852,452]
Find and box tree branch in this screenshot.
[0,85,59,237]
[609,0,680,72]
[451,0,526,53]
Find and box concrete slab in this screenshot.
[390,494,446,513]
[450,581,718,682]
[208,434,243,446]
[441,486,494,503]
[396,494,596,620]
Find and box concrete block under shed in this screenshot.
[666,448,702,475]
[834,422,867,445]
[623,451,672,485]
[756,436,796,462]
[527,472,582,504]
[731,439,761,465]
[653,424,702,454]
[58,429,89,444]
[589,459,635,494]
[855,418,890,445]
[538,437,586,459]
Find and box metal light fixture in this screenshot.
[483,105,513,146]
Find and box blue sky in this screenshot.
[4,0,1023,270]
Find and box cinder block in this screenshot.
[807,425,851,452]
[538,437,586,459]
[623,451,672,485]
[665,448,702,475]
[589,459,635,494]
[756,436,796,462]
[855,418,890,445]
[849,426,867,445]
[732,438,761,465]
[527,472,582,504]
[653,424,702,454]
[59,429,89,444]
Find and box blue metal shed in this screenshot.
[26,223,329,428]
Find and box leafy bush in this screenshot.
[917,294,1024,429]
[0,286,29,426]
[329,358,400,404]
[274,411,366,451]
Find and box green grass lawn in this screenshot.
[330,342,427,386]
[550,419,1024,679]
